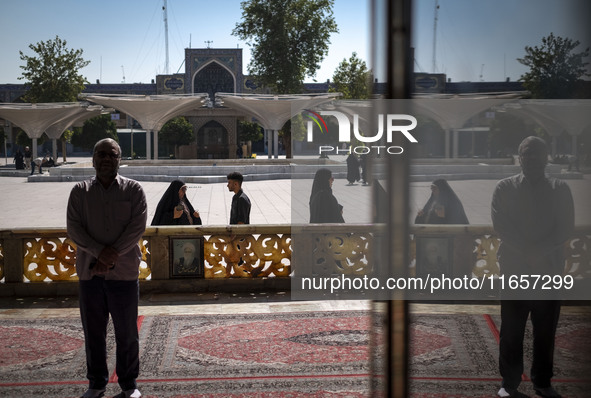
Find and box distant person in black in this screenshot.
[346,153,360,185]
[309,168,344,223]
[13,149,24,170]
[415,179,469,224]
[492,136,574,398]
[227,172,251,224]
[151,180,202,226]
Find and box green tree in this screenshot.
[19,35,90,162]
[237,120,263,143]
[330,52,372,99]
[488,113,540,157]
[15,129,48,148]
[232,0,338,94]
[71,115,117,151]
[518,33,590,98]
[19,35,90,103]
[158,117,195,158]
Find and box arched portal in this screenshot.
[197,120,228,159]
[193,62,235,101]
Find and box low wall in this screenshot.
[29,160,579,183]
[0,224,589,297]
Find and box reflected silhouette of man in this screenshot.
[491,136,574,398]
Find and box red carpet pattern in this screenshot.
[0,311,589,397]
[138,312,370,379]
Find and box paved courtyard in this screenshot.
[1,171,589,229]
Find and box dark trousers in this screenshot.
[30,162,42,175]
[79,277,140,391]
[499,300,561,390]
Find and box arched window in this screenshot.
[193,62,234,101]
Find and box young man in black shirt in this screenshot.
[227,171,251,224]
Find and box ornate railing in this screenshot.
[0,225,589,292]
[0,226,292,284]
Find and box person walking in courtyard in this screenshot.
[227,171,251,224]
[346,153,360,185]
[309,168,344,223]
[151,180,202,226]
[13,149,24,170]
[67,138,147,398]
[24,146,32,170]
[491,136,574,398]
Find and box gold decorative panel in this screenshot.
[23,238,77,282]
[2,227,588,286]
[22,238,151,282]
[311,233,372,276]
[472,235,501,277]
[203,234,291,278]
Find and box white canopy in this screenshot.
[516,100,591,137]
[411,98,516,158]
[501,99,591,157]
[44,105,105,139]
[44,105,108,162]
[216,93,341,158]
[81,94,209,160]
[0,102,88,159]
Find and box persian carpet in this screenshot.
[0,311,589,397]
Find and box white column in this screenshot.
[32,138,38,160]
[154,130,159,161]
[444,129,450,158]
[130,129,134,159]
[267,129,272,159]
[146,130,151,160]
[452,128,459,159]
[273,129,279,159]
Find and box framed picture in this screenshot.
[416,236,452,278]
[169,237,204,278]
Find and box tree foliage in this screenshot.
[488,113,540,157]
[237,120,263,143]
[233,0,338,94]
[19,36,90,103]
[330,52,372,99]
[71,115,117,151]
[159,117,195,156]
[518,33,590,99]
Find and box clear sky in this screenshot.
[412,0,591,82]
[0,0,589,86]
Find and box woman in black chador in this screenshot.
[13,149,25,170]
[309,168,345,223]
[151,180,202,226]
[415,179,469,224]
[346,153,360,185]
